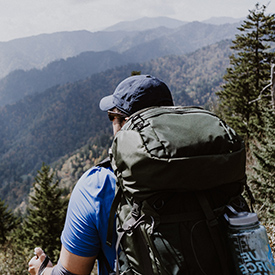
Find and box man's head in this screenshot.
[99,74,174,135]
[100,75,174,116]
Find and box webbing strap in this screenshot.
[115,213,155,275]
[38,256,50,275]
[196,192,230,275]
[106,187,122,247]
[98,250,115,275]
[244,182,255,212]
[115,215,143,275]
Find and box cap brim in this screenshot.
[99,95,115,111]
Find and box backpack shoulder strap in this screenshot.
[96,157,111,169]
[196,192,230,275]
[106,186,122,246]
[97,249,115,275]
[96,155,117,246]
[96,157,116,274]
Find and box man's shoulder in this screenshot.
[85,157,112,178]
[73,161,115,197]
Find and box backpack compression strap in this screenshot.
[196,192,230,275]
[106,190,155,275]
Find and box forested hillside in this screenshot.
[0,39,232,209]
[0,50,132,107]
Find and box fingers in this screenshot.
[28,247,53,275]
[34,247,46,262]
[34,247,44,257]
[28,256,39,275]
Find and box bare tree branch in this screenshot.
[249,64,275,106]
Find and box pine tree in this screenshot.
[0,199,17,245]
[251,106,275,220]
[217,4,275,144]
[23,163,68,262]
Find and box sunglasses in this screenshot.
[108,110,127,121]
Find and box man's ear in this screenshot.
[121,117,128,128]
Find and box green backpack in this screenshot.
[106,106,251,275]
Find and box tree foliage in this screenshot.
[250,106,275,221]
[217,4,275,144]
[0,199,17,245]
[0,239,31,275]
[22,163,68,262]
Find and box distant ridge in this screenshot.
[0,20,240,107]
[0,16,240,79]
[202,16,244,25]
[0,50,131,107]
[104,16,243,32]
[103,16,187,32]
[0,30,128,79]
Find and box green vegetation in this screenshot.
[24,164,68,261]
[250,106,275,221]
[217,4,275,222]
[0,138,109,274]
[217,4,275,144]
[0,199,18,245]
[0,164,68,274]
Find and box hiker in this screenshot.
[28,75,174,275]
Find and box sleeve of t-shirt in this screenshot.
[60,166,115,257]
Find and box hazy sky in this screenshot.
[0,0,274,42]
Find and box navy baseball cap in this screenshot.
[99,75,174,116]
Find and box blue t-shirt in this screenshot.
[61,165,117,275]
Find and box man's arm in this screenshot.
[29,246,97,275]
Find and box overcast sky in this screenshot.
[0,0,274,42]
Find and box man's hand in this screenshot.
[28,247,53,275]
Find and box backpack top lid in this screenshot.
[110,106,246,200]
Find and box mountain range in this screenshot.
[0,20,240,107]
[103,16,187,32]
[0,16,239,209]
[0,17,241,81]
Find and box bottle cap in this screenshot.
[228,212,259,226]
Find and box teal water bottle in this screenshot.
[226,209,275,275]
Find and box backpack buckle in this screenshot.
[207,217,219,227]
[131,201,141,219]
